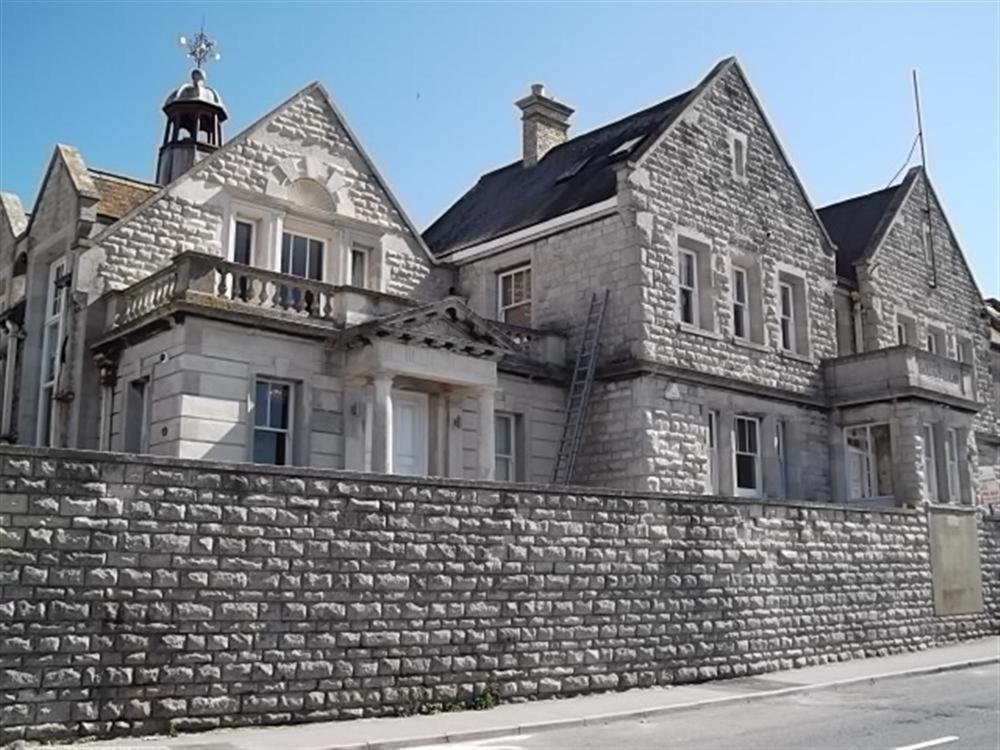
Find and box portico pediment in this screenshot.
[333,297,520,361]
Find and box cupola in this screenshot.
[155,29,228,186]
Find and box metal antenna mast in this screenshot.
[913,69,937,287]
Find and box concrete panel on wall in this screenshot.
[928,506,984,615]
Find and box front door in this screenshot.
[392,390,428,476]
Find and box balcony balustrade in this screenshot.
[824,345,978,409]
[100,252,567,369]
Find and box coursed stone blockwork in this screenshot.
[93,87,441,300]
[0,446,996,746]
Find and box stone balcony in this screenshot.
[95,251,568,371]
[823,345,980,410]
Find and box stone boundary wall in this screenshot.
[1,445,997,746]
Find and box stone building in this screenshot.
[1,55,997,507]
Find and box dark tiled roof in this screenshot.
[817,184,901,283]
[424,90,692,257]
[89,169,157,220]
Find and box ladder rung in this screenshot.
[553,290,608,485]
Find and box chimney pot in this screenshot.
[515,83,574,167]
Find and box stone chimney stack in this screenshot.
[515,83,574,167]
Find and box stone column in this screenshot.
[370,373,394,474]
[446,390,467,479]
[477,387,496,481]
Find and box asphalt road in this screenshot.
[407,664,1000,750]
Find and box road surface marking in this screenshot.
[893,737,959,750]
[405,736,531,750]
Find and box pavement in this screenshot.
[71,637,999,750]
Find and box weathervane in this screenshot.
[178,22,221,71]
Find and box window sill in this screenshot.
[779,348,813,365]
[732,337,769,353]
[677,322,722,340]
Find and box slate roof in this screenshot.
[424,90,692,257]
[88,169,158,220]
[817,183,902,284]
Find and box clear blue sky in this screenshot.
[1,1,997,294]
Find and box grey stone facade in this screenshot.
[0,55,996,509]
[0,445,996,745]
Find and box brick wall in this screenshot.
[1,445,997,745]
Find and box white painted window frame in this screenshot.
[230,217,256,265]
[341,227,384,291]
[678,249,699,326]
[895,310,917,347]
[733,415,761,497]
[36,257,67,447]
[923,423,938,501]
[925,324,946,356]
[776,420,788,499]
[731,266,749,341]
[497,264,532,324]
[494,412,517,482]
[281,227,327,282]
[844,422,894,501]
[956,335,973,364]
[779,281,795,352]
[253,378,293,466]
[350,244,371,289]
[706,409,719,494]
[225,199,278,268]
[774,265,810,357]
[944,428,960,502]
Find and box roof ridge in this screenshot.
[818,182,900,212]
[475,89,693,180]
[88,168,158,189]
